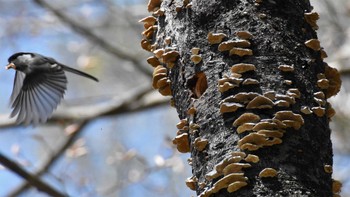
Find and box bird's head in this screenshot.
[6,53,33,72]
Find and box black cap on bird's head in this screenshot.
[6,52,33,70]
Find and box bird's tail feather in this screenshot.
[61,65,98,82]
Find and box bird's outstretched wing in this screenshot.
[10,68,67,125]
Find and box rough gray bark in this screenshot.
[142,0,341,196]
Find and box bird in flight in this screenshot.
[5,52,98,125]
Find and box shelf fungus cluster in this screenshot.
[297,59,341,120]
[208,30,253,57]
[213,28,315,194]
[173,119,190,153]
[199,152,260,196]
[302,11,341,120]
[152,65,172,96]
[141,0,188,101]
[232,110,305,151]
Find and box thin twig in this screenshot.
[7,120,88,197]
[33,0,152,77]
[0,152,67,197]
[7,88,170,196]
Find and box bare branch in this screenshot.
[0,86,169,128]
[7,121,88,197]
[0,152,67,197]
[33,0,152,77]
[6,88,170,195]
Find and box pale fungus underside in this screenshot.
[140,0,339,196]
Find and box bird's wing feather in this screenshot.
[10,68,67,125]
[10,71,25,104]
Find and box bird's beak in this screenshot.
[5,63,16,70]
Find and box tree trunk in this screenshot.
[141,0,342,196]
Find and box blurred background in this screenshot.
[0,0,348,196]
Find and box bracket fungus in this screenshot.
[146,56,161,67]
[191,55,202,64]
[314,91,325,99]
[259,168,278,178]
[301,106,313,115]
[236,31,253,40]
[227,181,248,193]
[194,137,208,151]
[229,48,253,57]
[152,65,167,88]
[240,143,261,151]
[231,151,247,158]
[187,106,197,116]
[273,111,304,125]
[287,88,301,99]
[153,8,165,16]
[142,25,157,39]
[242,78,259,85]
[164,37,171,45]
[317,78,329,89]
[273,111,304,130]
[218,75,243,92]
[332,179,342,194]
[222,92,259,104]
[218,40,251,51]
[305,39,321,51]
[238,133,266,147]
[207,32,227,44]
[173,133,190,153]
[314,97,326,106]
[205,169,221,181]
[263,91,276,100]
[312,107,325,117]
[191,47,200,55]
[147,0,162,12]
[278,65,294,72]
[162,50,180,64]
[237,123,256,134]
[274,100,290,108]
[139,16,157,28]
[284,80,293,85]
[211,173,248,193]
[223,163,251,175]
[220,102,244,113]
[304,12,319,30]
[326,103,336,119]
[158,84,172,96]
[324,64,341,98]
[154,48,165,59]
[244,154,260,163]
[320,49,328,60]
[233,113,260,127]
[215,156,244,173]
[252,121,278,131]
[189,123,200,130]
[324,165,332,174]
[275,94,296,105]
[246,95,274,109]
[219,82,239,92]
[185,176,197,191]
[141,39,152,51]
[231,63,256,74]
[176,119,188,130]
[257,130,284,138]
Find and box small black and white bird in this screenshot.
[5,52,98,125]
